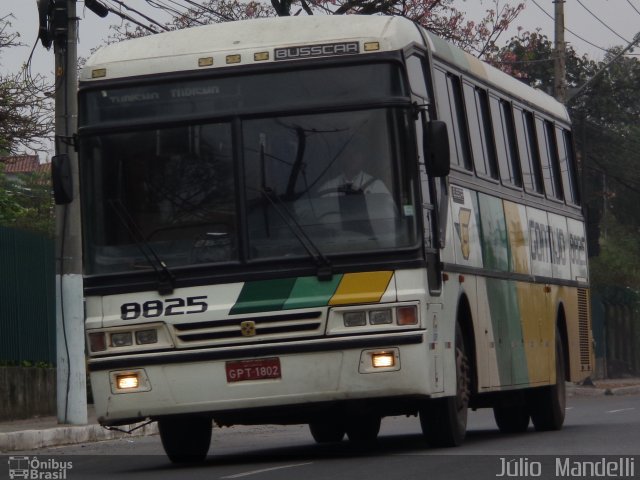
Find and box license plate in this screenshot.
[225,357,281,383]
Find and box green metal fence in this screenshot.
[0,226,56,364]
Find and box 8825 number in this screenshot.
[120,296,208,320]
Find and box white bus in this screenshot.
[71,14,593,462]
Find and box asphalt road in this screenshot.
[6,394,640,480]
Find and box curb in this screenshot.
[568,384,640,397]
[0,421,158,453]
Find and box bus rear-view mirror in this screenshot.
[424,120,450,177]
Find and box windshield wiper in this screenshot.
[108,200,176,295]
[260,188,333,281]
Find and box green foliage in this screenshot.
[589,218,640,290]
[0,163,54,237]
[0,360,54,368]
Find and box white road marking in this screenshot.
[221,462,313,479]
[606,408,636,414]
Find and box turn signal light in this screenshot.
[397,305,418,325]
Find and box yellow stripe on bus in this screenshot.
[516,281,552,384]
[329,271,394,305]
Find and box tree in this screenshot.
[0,15,54,156]
[0,15,55,236]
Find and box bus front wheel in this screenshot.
[158,416,212,463]
[345,414,381,445]
[420,323,470,447]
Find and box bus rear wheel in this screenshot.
[420,323,470,447]
[309,420,345,443]
[158,416,212,463]
[493,406,530,433]
[529,327,566,431]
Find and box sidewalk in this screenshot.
[1,379,639,453]
[567,377,640,397]
[0,405,158,453]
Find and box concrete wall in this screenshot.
[0,367,56,421]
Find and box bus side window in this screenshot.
[462,82,498,180]
[515,108,544,194]
[433,68,472,171]
[489,95,522,187]
[536,117,563,201]
[406,55,429,99]
[556,127,580,205]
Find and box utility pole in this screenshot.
[554,0,567,102]
[49,0,87,425]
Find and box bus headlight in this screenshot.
[372,351,395,367]
[359,348,400,373]
[369,309,393,325]
[344,311,367,327]
[135,329,158,345]
[111,332,133,347]
[110,369,151,394]
[86,323,172,356]
[116,373,139,390]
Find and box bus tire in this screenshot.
[420,323,470,447]
[159,416,212,463]
[493,406,530,433]
[345,414,381,445]
[309,421,345,443]
[529,327,566,431]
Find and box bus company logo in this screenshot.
[8,456,73,479]
[274,42,360,61]
[455,208,472,260]
[240,320,257,337]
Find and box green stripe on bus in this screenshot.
[478,193,510,272]
[230,277,298,315]
[283,275,343,310]
[486,277,529,386]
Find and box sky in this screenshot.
[2,1,639,78]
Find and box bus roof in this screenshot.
[81,15,569,122]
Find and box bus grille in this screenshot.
[170,311,325,347]
[577,288,591,369]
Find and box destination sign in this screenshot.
[274,41,360,61]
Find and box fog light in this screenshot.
[111,332,133,347]
[369,309,392,325]
[344,311,366,327]
[372,352,395,368]
[397,305,418,325]
[88,332,106,352]
[135,329,158,345]
[116,373,139,390]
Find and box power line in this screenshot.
[529,0,612,54]
[108,0,171,31]
[575,0,630,44]
[98,1,160,33]
[626,0,640,16]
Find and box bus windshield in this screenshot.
[79,64,419,275]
